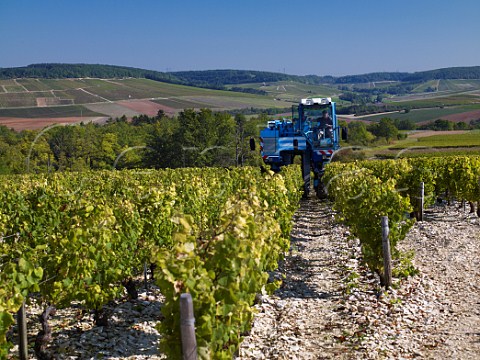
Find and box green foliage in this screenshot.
[344,271,360,294]
[346,121,375,145]
[0,257,43,355]
[454,121,468,130]
[325,155,480,283]
[403,66,480,82]
[324,165,414,277]
[0,165,302,359]
[339,91,373,104]
[367,118,399,143]
[419,119,455,131]
[393,118,417,130]
[440,156,480,202]
[392,250,419,278]
[335,72,410,84]
[154,167,302,359]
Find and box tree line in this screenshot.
[0,110,266,175]
[345,118,402,146]
[0,63,177,82]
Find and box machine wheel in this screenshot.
[315,182,328,199]
[302,188,310,199]
[301,152,311,199]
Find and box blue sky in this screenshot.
[1,0,479,76]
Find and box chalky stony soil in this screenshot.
[8,198,480,359]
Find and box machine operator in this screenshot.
[318,110,333,138]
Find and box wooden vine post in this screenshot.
[143,262,148,290]
[17,301,28,360]
[418,182,424,221]
[180,293,197,360]
[381,216,392,289]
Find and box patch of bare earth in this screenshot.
[442,109,480,123]
[116,100,175,117]
[0,117,108,131]
[83,103,141,118]
[36,97,48,107]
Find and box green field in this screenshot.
[385,92,480,106]
[386,130,480,149]
[189,95,280,109]
[35,79,87,90]
[361,105,480,123]
[366,130,480,159]
[414,130,480,147]
[374,145,480,159]
[0,79,18,86]
[394,148,480,158]
[16,79,53,91]
[231,81,339,102]
[439,79,480,91]
[0,93,42,107]
[411,80,439,93]
[54,89,101,103]
[5,85,26,92]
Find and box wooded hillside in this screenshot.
[2,63,479,87]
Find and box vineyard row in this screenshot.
[324,155,480,282]
[0,166,302,359]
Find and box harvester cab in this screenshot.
[258,97,345,197]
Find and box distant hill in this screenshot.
[0,63,333,87]
[333,67,480,84]
[334,72,410,84]
[170,66,480,85]
[170,70,335,87]
[1,63,479,87]
[0,63,183,83]
[402,66,480,81]
[2,63,480,130]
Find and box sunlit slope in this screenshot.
[0,78,286,119]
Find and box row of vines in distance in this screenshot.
[0,165,302,359]
[324,155,480,283]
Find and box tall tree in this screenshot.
[144,115,181,168]
[347,122,375,145]
[368,118,399,143]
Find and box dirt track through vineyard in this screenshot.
[238,198,357,359]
